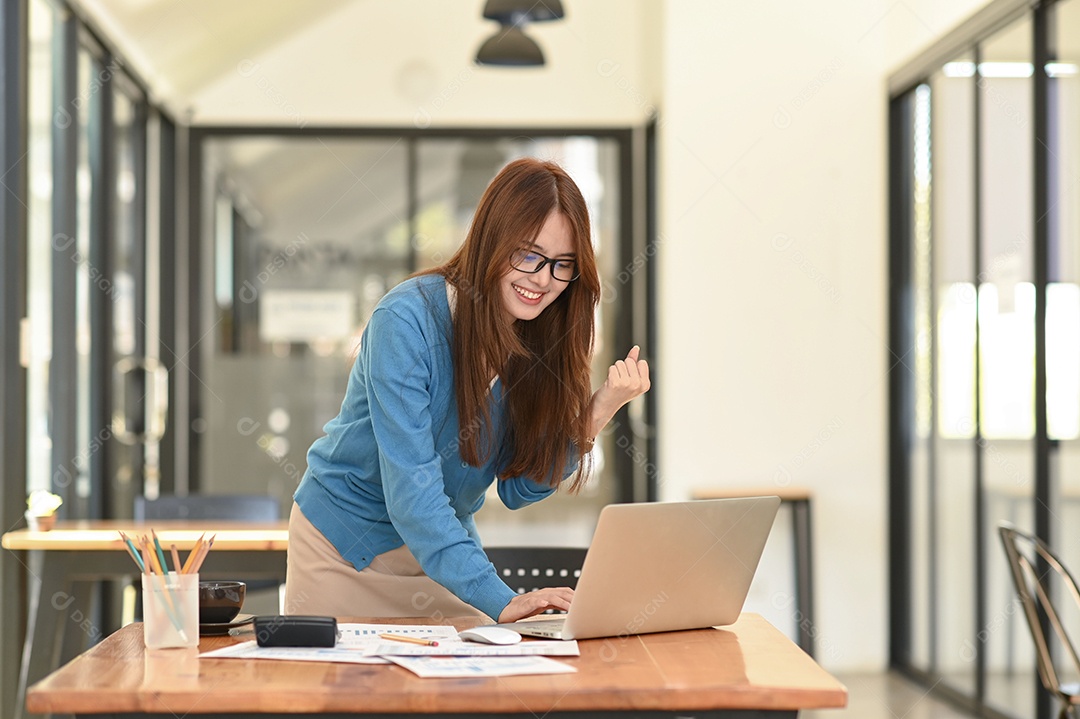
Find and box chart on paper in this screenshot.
[336,624,459,648]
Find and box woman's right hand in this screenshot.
[497,587,574,623]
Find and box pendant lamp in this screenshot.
[475,0,565,67]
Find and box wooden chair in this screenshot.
[999,522,1080,719]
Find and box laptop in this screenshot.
[496,496,780,640]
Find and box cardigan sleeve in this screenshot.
[496,445,581,509]
[363,307,516,620]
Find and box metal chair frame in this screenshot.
[999,522,1080,719]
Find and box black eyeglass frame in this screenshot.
[508,249,580,282]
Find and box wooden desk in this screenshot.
[27,613,847,718]
[2,520,288,719]
[692,488,815,656]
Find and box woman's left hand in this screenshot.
[589,345,651,437]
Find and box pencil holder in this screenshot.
[142,572,199,649]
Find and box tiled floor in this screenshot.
[803,673,976,719]
[807,671,1061,718]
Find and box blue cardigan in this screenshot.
[295,274,573,620]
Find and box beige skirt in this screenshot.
[284,502,487,621]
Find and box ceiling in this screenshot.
[72,0,354,113]
[67,0,656,126]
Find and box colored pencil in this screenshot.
[118,530,190,640]
[148,567,187,639]
[181,533,206,574]
[148,537,165,575]
[118,532,145,572]
[186,540,206,574]
[151,530,169,575]
[189,534,216,574]
[379,633,440,647]
[140,541,157,575]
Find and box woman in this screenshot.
[285,158,649,623]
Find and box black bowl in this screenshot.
[198,580,246,624]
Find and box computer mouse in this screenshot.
[457,626,522,645]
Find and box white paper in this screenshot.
[200,640,389,665]
[361,640,579,657]
[386,655,577,678]
[199,624,579,669]
[200,624,459,664]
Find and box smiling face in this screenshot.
[499,210,575,322]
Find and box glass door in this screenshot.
[25,0,56,509]
[195,135,412,510]
[105,75,160,519]
[25,19,157,522]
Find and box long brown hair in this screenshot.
[419,158,600,491]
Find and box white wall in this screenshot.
[655,0,986,671]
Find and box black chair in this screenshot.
[134,494,280,523]
[999,522,1080,719]
[483,546,588,599]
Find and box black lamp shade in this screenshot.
[482,0,564,24]
[475,25,545,67]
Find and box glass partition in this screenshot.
[1049,0,1080,673]
[26,0,54,497]
[908,82,933,674]
[415,136,622,541]
[930,54,978,695]
[198,136,411,508]
[977,15,1037,718]
[196,132,634,544]
[889,5,1075,718]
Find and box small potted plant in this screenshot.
[25,490,63,531]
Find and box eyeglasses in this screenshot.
[509,249,580,282]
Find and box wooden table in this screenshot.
[26,613,847,718]
[692,488,815,656]
[2,520,288,719]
